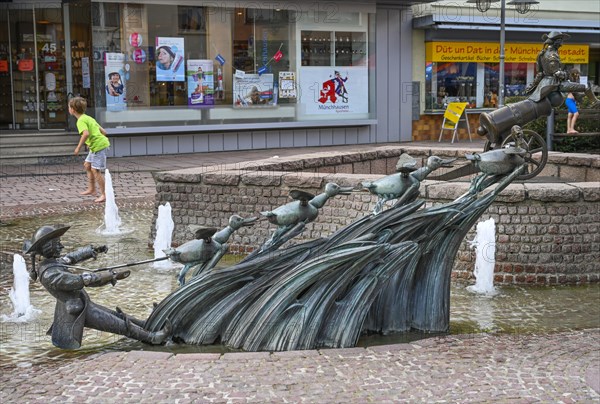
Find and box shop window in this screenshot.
[425,61,535,110]
[89,3,374,129]
[301,31,366,67]
[483,63,499,108]
[426,62,477,110]
[231,7,291,108]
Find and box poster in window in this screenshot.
[155,37,185,82]
[278,71,297,99]
[298,67,368,115]
[187,59,214,106]
[105,52,126,112]
[81,57,91,88]
[233,74,275,107]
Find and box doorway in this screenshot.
[0,2,91,132]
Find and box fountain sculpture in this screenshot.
[164,214,257,286]
[1,254,40,322]
[153,202,175,269]
[467,218,498,296]
[23,225,170,349]
[24,30,595,351]
[98,169,122,235]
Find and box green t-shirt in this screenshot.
[76,114,110,153]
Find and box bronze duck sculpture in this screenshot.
[363,154,455,215]
[260,182,353,250]
[465,129,527,192]
[165,215,256,286]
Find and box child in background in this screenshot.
[566,69,581,134]
[565,93,579,134]
[69,97,110,203]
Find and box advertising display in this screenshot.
[233,74,275,107]
[426,42,589,64]
[155,37,185,82]
[298,67,368,115]
[104,52,126,112]
[278,71,297,99]
[187,59,214,106]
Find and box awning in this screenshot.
[413,14,600,35]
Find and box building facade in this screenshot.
[2,1,597,154]
[1,0,423,157]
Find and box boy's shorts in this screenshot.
[85,148,108,170]
[565,98,578,114]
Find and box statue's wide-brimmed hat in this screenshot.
[542,31,570,42]
[24,225,70,254]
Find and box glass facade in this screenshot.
[0,1,375,132]
[1,1,92,131]
[426,61,531,109]
[89,2,376,129]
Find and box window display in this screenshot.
[233,74,275,107]
[155,37,185,82]
[426,61,533,110]
[301,31,366,67]
[105,53,126,112]
[90,2,374,128]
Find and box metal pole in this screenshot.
[63,256,170,272]
[7,9,16,128]
[32,5,41,130]
[498,0,506,107]
[546,109,554,151]
[63,3,73,101]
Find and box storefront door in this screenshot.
[1,3,68,130]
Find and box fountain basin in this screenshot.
[0,208,598,367]
[152,147,599,285]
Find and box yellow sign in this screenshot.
[443,102,468,128]
[426,41,589,64]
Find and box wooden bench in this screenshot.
[552,108,600,140]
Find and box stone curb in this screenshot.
[0,198,153,221]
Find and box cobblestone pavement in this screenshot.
[0,330,598,403]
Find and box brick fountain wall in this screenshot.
[152,145,600,285]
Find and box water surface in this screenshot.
[1,208,598,368]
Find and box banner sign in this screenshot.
[298,67,368,115]
[426,42,589,64]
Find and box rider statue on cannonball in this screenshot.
[477,31,599,145]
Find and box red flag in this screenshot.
[273,50,283,62]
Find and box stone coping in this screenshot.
[94,328,600,362]
[0,198,154,220]
[154,166,599,203]
[153,145,600,186]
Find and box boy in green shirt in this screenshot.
[69,97,110,203]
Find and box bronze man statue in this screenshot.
[525,31,598,105]
[24,225,171,349]
[477,31,599,144]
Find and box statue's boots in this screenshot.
[585,85,600,109]
[115,306,145,328]
[125,317,172,345]
[565,82,600,108]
